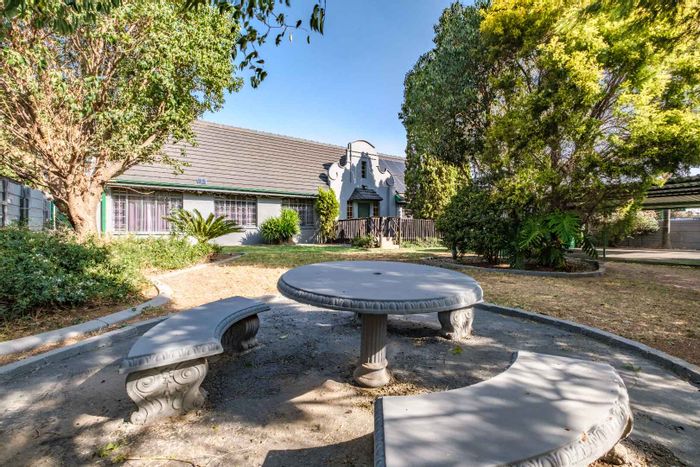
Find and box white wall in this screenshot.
[103,189,314,246]
[327,140,399,219]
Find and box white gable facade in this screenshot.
[328,140,402,220]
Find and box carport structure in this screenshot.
[641,175,700,248]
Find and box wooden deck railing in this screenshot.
[335,217,439,244]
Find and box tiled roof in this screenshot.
[348,187,383,201]
[115,120,406,196]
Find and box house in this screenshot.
[0,177,52,230]
[100,120,407,245]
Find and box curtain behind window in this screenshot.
[113,190,182,233]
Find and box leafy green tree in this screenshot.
[164,209,242,244]
[437,183,516,263]
[404,153,462,219]
[405,0,700,221]
[1,0,327,88]
[400,1,491,168]
[400,2,485,220]
[0,1,239,238]
[315,187,339,242]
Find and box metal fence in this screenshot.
[335,217,439,244]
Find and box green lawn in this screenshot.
[222,244,449,268]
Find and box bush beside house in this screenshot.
[260,209,301,244]
[315,187,340,243]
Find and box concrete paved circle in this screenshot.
[1,299,698,466]
[278,261,483,314]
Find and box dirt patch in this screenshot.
[158,253,700,366]
[592,438,689,467]
[457,261,700,366]
[3,300,698,466]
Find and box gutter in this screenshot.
[110,179,318,198]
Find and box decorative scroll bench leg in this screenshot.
[438,307,474,340]
[222,314,261,354]
[354,314,390,388]
[125,358,208,425]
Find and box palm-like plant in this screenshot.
[164,209,242,244]
[516,211,597,269]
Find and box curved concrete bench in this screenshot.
[119,296,269,424]
[374,351,633,466]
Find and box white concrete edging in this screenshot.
[0,316,166,379]
[0,254,242,357]
[0,279,172,357]
[477,302,700,387]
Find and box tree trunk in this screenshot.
[56,189,102,240]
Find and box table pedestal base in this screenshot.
[354,314,390,387]
[438,307,474,340]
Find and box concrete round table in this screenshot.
[277,261,483,388]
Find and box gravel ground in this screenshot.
[1,298,698,466]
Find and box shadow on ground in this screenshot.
[0,299,698,465]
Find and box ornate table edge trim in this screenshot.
[277,276,483,314]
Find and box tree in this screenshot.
[400,2,488,218]
[315,187,339,242]
[479,0,700,218]
[1,0,327,88]
[403,0,700,221]
[0,1,240,238]
[404,153,462,219]
[400,1,491,167]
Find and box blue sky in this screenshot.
[204,0,456,157]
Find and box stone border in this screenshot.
[0,254,243,357]
[477,302,700,387]
[427,257,605,278]
[0,279,173,357]
[0,316,166,380]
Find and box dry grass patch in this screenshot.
[463,262,700,366]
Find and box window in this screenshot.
[112,189,183,233]
[372,201,380,217]
[43,200,52,226]
[346,202,353,219]
[214,195,257,227]
[19,187,30,224]
[0,179,6,227]
[283,198,315,226]
[361,160,367,178]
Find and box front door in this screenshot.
[357,202,370,218]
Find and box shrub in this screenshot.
[0,227,138,320]
[591,207,659,246]
[315,187,340,242]
[437,184,515,263]
[260,209,301,244]
[351,234,378,249]
[109,236,218,271]
[164,209,242,244]
[401,238,444,249]
[515,212,597,269]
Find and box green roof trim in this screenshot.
[100,191,107,233]
[110,179,318,198]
